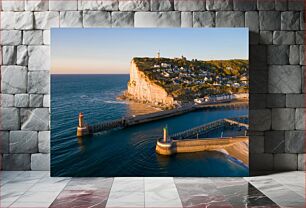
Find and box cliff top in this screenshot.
[131,57,248,102]
[133,57,248,72]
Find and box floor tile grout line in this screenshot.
[143,177,145,208]
[246,175,305,199]
[276,183,305,199]
[247,182,283,208]
[145,177,183,208]
[171,177,183,208]
[3,173,305,208]
[1,171,24,186]
[270,176,305,198]
[173,177,184,208]
[270,177,305,200]
[8,175,71,207]
[47,177,73,207]
[175,177,281,208]
[6,173,48,207]
[246,177,302,208]
[0,171,24,207]
[208,177,238,208]
[247,181,283,208]
[105,177,116,208]
[50,177,115,208]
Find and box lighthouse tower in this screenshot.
[78,112,84,128]
[163,126,168,143]
[76,112,89,137]
[156,51,160,59]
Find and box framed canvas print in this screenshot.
[51,28,249,177]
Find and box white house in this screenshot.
[194,98,204,104]
[161,63,170,68]
[240,76,248,85]
[161,72,170,77]
[233,82,240,87]
[233,93,249,99]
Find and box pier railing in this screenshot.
[88,118,125,133]
[170,116,248,140]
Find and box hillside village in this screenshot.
[131,55,248,104]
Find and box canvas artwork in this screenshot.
[51,28,249,177]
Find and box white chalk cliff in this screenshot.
[126,59,174,107]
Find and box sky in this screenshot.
[51,28,248,74]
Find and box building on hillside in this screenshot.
[233,82,240,87]
[162,72,170,77]
[161,63,171,68]
[240,76,248,85]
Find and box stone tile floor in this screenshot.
[1,171,305,208]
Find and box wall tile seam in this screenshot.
[0,96,48,108]
[58,11,139,28]
[84,11,124,28]
[112,11,135,27]
[8,130,40,154]
[22,30,48,46]
[78,9,120,12]
[1,18,304,31]
[263,129,306,152]
[272,153,299,170]
[1,3,305,12]
[1,72,29,96]
[5,9,302,13]
[3,12,304,30]
[73,9,303,12]
[252,153,300,170]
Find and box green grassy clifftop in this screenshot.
[132,57,248,102]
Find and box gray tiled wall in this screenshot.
[0,0,304,172]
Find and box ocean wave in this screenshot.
[80,95,89,99]
[104,100,126,104]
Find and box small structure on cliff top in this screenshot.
[156,51,160,59]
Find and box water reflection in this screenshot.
[156,154,172,168]
[77,135,95,152]
[54,106,249,176]
[77,137,85,152]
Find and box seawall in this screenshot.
[155,136,248,156]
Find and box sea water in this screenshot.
[51,74,248,177]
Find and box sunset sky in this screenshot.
[51,28,248,74]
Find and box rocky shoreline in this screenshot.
[222,141,249,166]
[117,90,175,110]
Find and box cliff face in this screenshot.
[127,60,174,107]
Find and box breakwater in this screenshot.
[156,136,248,155]
[77,100,248,137]
[155,116,248,156]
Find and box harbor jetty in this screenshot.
[76,100,248,137]
[156,116,248,155]
[170,116,248,139]
[155,136,248,156]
